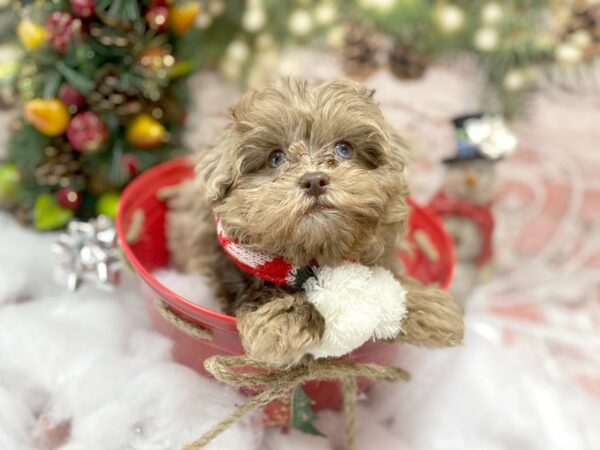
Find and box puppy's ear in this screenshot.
[320,79,375,102]
[227,92,256,133]
[196,130,237,202]
[228,106,241,126]
[198,89,259,201]
[360,86,376,99]
[388,128,409,172]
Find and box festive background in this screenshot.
[0,1,599,449]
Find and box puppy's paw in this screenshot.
[396,287,464,347]
[237,294,325,368]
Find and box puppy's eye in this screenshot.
[335,141,353,159]
[267,149,286,168]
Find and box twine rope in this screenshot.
[153,302,409,450]
[155,301,213,341]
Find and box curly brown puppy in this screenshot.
[167,79,463,367]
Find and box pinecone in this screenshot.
[14,206,32,227]
[388,38,429,80]
[88,172,114,195]
[34,141,84,189]
[564,1,600,60]
[149,95,186,127]
[567,1,600,36]
[88,66,143,117]
[89,11,145,49]
[0,83,16,110]
[342,26,381,79]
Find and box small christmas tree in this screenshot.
[1,0,201,230]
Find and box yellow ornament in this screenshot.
[96,191,121,219]
[126,113,166,149]
[0,163,21,202]
[33,194,74,231]
[170,2,201,35]
[24,99,71,137]
[17,20,47,50]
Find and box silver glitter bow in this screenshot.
[53,215,122,291]
[464,115,517,160]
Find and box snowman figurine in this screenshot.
[430,114,516,302]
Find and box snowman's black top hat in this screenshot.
[443,113,497,165]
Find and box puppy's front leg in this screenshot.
[395,278,464,348]
[236,286,325,368]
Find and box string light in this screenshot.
[474,27,499,52]
[481,3,503,24]
[435,4,466,34]
[503,69,526,91]
[555,42,583,66]
[288,9,313,36]
[358,0,397,12]
[243,7,266,32]
[314,2,337,25]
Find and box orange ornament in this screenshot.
[169,2,201,35]
[24,99,71,136]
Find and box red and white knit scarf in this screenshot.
[216,220,409,359]
[216,219,316,288]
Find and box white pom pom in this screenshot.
[371,267,407,340]
[303,262,407,359]
[304,263,379,358]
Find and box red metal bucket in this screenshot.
[117,158,455,419]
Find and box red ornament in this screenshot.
[67,112,108,153]
[121,153,139,178]
[146,6,170,31]
[57,188,83,210]
[46,12,82,53]
[70,0,96,19]
[149,0,168,7]
[58,84,86,112]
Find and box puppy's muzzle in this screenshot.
[299,172,330,197]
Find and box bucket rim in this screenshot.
[117,158,455,325]
[117,157,239,324]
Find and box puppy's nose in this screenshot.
[299,172,330,197]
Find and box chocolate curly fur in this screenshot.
[167,79,463,367]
